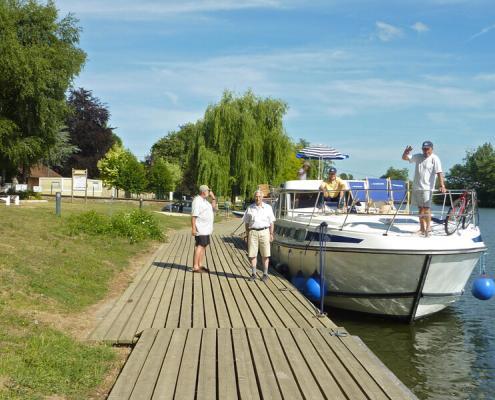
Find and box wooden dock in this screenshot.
[90,230,417,399]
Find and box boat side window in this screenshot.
[295,192,319,209]
[305,231,319,241]
[295,229,306,241]
[288,228,296,238]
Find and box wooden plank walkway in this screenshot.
[90,233,336,344]
[107,327,415,400]
[91,230,417,399]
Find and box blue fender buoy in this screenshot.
[305,275,321,301]
[471,276,495,300]
[291,271,306,294]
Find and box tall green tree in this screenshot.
[117,152,147,197]
[147,157,173,199]
[381,166,408,181]
[58,88,117,178]
[0,0,85,182]
[446,143,495,207]
[185,90,291,199]
[98,145,146,197]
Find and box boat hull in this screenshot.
[272,239,483,321]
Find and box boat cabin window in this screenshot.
[294,229,307,241]
[293,192,319,209]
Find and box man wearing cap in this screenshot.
[319,167,346,207]
[297,161,311,180]
[243,190,276,282]
[191,184,217,272]
[402,141,446,237]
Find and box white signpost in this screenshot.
[72,169,88,202]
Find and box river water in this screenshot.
[330,208,495,400]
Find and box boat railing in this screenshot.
[274,188,478,236]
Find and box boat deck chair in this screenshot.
[367,178,392,213]
[346,180,368,212]
[390,179,409,213]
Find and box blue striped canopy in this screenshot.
[296,145,349,160]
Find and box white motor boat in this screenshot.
[270,179,487,321]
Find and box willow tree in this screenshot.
[185,90,291,199]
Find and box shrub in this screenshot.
[66,210,111,236]
[6,189,42,200]
[66,209,164,243]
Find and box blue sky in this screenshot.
[56,0,495,179]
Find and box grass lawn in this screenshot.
[0,198,191,399]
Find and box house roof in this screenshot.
[29,164,62,178]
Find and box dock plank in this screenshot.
[196,328,217,400]
[174,328,202,399]
[247,328,283,400]
[232,328,261,400]
[129,329,174,400]
[261,328,303,400]
[151,328,189,400]
[217,328,238,400]
[107,328,159,400]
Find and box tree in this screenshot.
[42,128,79,168]
[339,173,354,180]
[381,167,408,181]
[185,90,292,199]
[98,144,126,190]
[151,130,189,168]
[117,152,147,196]
[58,88,117,178]
[0,0,85,182]
[98,146,146,196]
[148,157,173,199]
[446,143,495,207]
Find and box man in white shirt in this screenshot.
[191,184,216,272]
[402,141,446,237]
[243,190,276,282]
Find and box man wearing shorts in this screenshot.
[402,141,446,237]
[191,184,216,272]
[243,190,276,282]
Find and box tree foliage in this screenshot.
[117,152,147,196]
[147,157,174,199]
[183,90,292,198]
[98,145,146,196]
[58,88,117,178]
[97,145,125,189]
[446,143,495,207]
[151,130,189,168]
[381,166,408,181]
[0,0,85,181]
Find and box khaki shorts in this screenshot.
[248,229,271,258]
[412,189,432,208]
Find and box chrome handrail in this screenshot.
[276,187,478,236]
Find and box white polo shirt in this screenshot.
[243,202,276,229]
[409,153,443,191]
[191,195,214,235]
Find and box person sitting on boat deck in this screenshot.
[402,141,446,237]
[243,190,276,282]
[297,161,311,180]
[319,167,346,208]
[191,184,217,273]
